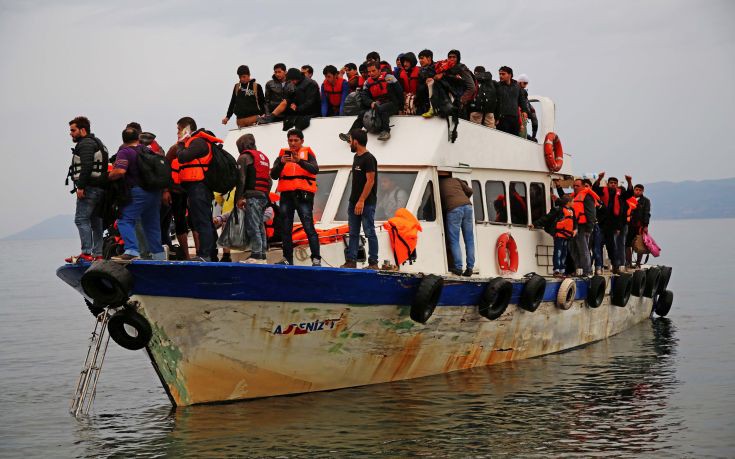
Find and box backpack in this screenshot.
[204,142,239,194]
[362,108,384,133]
[473,79,497,113]
[343,91,363,115]
[136,145,171,191]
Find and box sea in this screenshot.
[1,219,733,458]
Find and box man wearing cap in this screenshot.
[495,66,529,136]
[517,74,538,141]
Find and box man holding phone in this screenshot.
[270,129,321,266]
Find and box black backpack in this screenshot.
[204,142,239,194]
[136,146,171,191]
[474,80,497,113]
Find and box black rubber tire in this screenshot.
[556,278,577,310]
[81,260,133,306]
[631,270,646,296]
[643,267,661,298]
[587,275,606,308]
[478,277,513,320]
[107,309,152,351]
[410,275,444,323]
[657,266,673,295]
[654,289,674,317]
[611,274,633,307]
[519,274,546,312]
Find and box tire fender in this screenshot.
[556,278,577,310]
[410,275,444,323]
[478,277,513,320]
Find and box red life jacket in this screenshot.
[399,66,420,94]
[625,196,638,223]
[322,78,345,110]
[601,186,621,216]
[555,207,575,239]
[366,73,389,101]
[242,150,271,194]
[170,158,181,185]
[434,59,456,74]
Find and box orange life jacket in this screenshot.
[366,73,389,101]
[323,78,345,110]
[383,208,422,266]
[399,66,420,94]
[291,224,350,246]
[601,186,622,216]
[572,188,600,225]
[170,158,181,185]
[555,206,575,239]
[178,130,224,182]
[625,196,638,223]
[276,147,317,194]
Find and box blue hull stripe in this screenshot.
[57,261,598,307]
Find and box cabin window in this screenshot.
[471,180,484,222]
[417,181,436,221]
[509,181,528,225]
[530,182,547,223]
[295,170,337,223]
[335,171,416,221]
[485,180,507,223]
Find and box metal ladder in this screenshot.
[70,309,112,418]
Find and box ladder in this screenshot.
[70,309,112,418]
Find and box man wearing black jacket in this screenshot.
[495,66,528,136]
[626,182,651,268]
[222,65,265,128]
[270,68,321,130]
[66,116,108,263]
[469,66,498,128]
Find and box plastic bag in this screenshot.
[217,208,250,250]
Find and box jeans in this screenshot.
[244,195,268,256]
[347,202,378,264]
[571,228,592,274]
[603,225,628,267]
[591,223,604,269]
[183,181,216,260]
[445,204,475,271]
[351,101,398,132]
[280,191,320,264]
[118,186,164,258]
[74,185,105,256]
[496,115,520,136]
[553,237,569,273]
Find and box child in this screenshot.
[531,195,577,277]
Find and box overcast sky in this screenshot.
[0,0,732,238]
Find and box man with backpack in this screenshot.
[222,65,265,128]
[107,126,166,262]
[66,116,108,263]
[234,133,272,264]
[495,66,529,136]
[176,117,224,261]
[338,61,403,142]
[468,66,498,128]
[531,195,577,277]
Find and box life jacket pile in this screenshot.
[572,188,601,225]
[555,207,576,239]
[242,150,271,194]
[383,208,422,266]
[291,224,350,246]
[276,147,317,194]
[322,78,346,114]
[178,130,224,183]
[398,66,420,94]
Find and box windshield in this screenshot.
[335,171,417,221]
[294,170,337,223]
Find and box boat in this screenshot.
[57,96,675,410]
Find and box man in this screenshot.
[416,49,435,116]
[234,133,272,263]
[341,129,379,269]
[495,66,529,136]
[338,61,402,141]
[222,65,264,128]
[468,66,498,128]
[593,172,633,273]
[270,68,321,129]
[442,50,476,110]
[397,52,420,114]
[320,65,348,117]
[342,63,360,93]
[165,143,190,259]
[66,116,108,263]
[570,178,599,276]
[301,64,321,103]
[376,174,409,220]
[439,172,475,277]
[626,181,651,268]
[517,74,538,141]
[270,129,321,266]
[107,127,165,261]
[176,116,222,261]
[264,63,292,118]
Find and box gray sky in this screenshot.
[0,0,733,238]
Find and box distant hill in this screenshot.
[645,177,735,219]
[2,214,76,240]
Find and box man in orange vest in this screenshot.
[270,129,321,266]
[570,178,598,276]
[175,116,221,261]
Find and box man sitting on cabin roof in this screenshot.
[320,65,348,117]
[268,68,321,130]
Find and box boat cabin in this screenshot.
[223,96,572,279]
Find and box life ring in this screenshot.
[587,275,606,308]
[631,270,646,296]
[655,290,674,317]
[544,132,564,172]
[410,275,444,323]
[519,274,546,312]
[478,277,513,320]
[81,260,133,306]
[556,278,576,310]
[496,233,519,273]
[611,273,633,307]
[643,267,661,298]
[108,309,152,351]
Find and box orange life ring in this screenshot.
[544,132,564,172]
[496,233,519,273]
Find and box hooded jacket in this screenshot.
[226,80,265,119]
[398,52,420,95]
[288,75,322,117]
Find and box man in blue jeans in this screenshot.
[107,126,165,262]
[341,129,379,269]
[438,171,475,276]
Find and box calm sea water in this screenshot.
[1,219,734,458]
